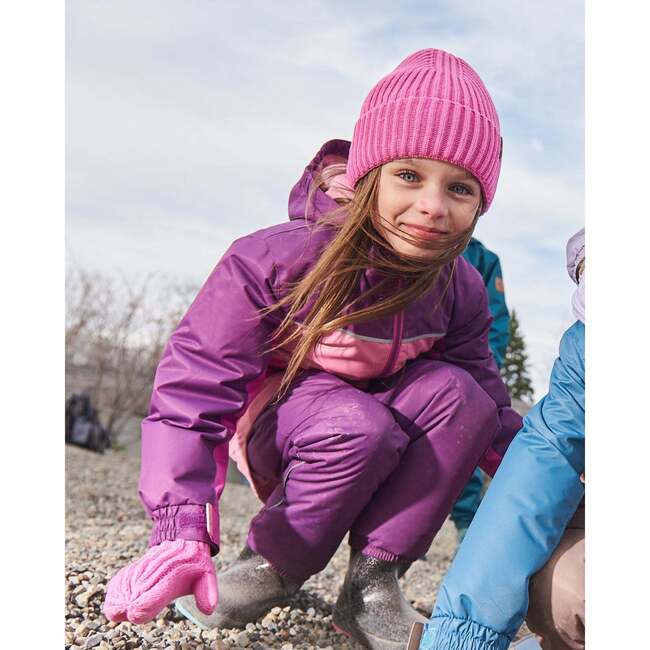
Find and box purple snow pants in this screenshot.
[245,358,500,583]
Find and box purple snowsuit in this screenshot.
[138,140,523,583]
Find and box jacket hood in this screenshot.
[288,139,351,222]
[566,228,585,324]
[566,228,585,284]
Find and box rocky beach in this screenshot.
[65,444,528,649]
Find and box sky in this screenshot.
[66,0,584,399]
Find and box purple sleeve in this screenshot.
[138,235,279,553]
[435,262,523,476]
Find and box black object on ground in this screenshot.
[65,393,110,453]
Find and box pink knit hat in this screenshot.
[347,49,502,214]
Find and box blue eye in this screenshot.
[398,171,419,183]
[450,183,472,195]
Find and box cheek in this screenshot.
[452,205,478,232]
[377,187,407,226]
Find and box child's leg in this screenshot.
[348,358,500,561]
[246,369,409,583]
[526,501,585,650]
[450,467,485,540]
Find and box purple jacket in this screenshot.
[139,140,523,553]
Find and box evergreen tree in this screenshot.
[501,309,534,402]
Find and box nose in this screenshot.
[415,186,449,222]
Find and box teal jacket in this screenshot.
[420,321,585,649]
[462,238,510,368]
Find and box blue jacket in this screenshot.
[462,238,510,368]
[420,320,585,649]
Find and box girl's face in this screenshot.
[376,158,481,260]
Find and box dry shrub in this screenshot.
[65,268,198,441]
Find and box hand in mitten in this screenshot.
[103,539,217,624]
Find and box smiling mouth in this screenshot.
[401,224,449,240]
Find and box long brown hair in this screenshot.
[266,163,479,397]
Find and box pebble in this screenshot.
[234,631,250,646]
[75,586,100,608]
[85,634,102,648]
[75,622,89,637]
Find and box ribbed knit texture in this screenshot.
[347,49,502,213]
[103,539,218,624]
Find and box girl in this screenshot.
[412,229,585,650]
[103,49,523,650]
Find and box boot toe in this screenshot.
[175,546,302,630]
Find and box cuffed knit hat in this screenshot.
[347,49,502,213]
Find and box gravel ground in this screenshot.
[65,444,527,649]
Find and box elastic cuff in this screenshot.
[348,533,406,563]
[149,504,220,556]
[418,617,511,650]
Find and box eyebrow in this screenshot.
[394,158,423,167]
[461,170,479,183]
[393,159,479,182]
[391,158,476,175]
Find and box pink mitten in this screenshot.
[103,539,217,624]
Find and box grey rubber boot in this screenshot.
[174,545,302,630]
[332,549,428,650]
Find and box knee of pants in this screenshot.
[295,391,407,475]
[527,532,585,647]
[423,364,500,437]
